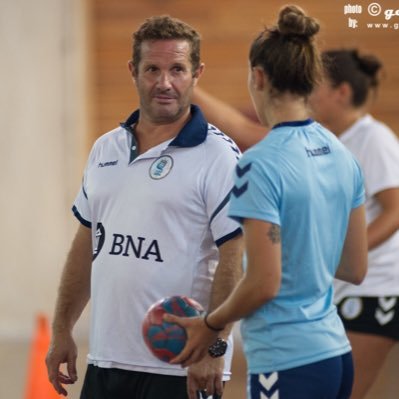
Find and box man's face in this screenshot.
[131,39,202,124]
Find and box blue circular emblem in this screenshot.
[149,155,174,180]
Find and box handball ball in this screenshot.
[142,295,204,362]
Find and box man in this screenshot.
[45,15,243,399]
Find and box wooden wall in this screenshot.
[87,0,399,146]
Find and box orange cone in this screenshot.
[24,314,62,399]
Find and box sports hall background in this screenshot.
[1,0,398,398]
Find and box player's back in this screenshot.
[231,119,364,372]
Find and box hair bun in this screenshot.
[351,50,382,78]
[278,5,320,38]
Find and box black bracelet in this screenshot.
[203,312,224,332]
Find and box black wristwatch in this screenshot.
[208,338,228,358]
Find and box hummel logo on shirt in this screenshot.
[236,163,252,177]
[98,160,119,167]
[232,163,252,198]
[305,145,331,157]
[232,182,249,198]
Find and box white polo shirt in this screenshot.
[334,114,399,301]
[73,105,241,376]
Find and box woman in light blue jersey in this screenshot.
[166,5,368,399]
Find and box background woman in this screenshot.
[311,49,399,399]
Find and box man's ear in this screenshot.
[128,60,137,82]
[192,63,205,86]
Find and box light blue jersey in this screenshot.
[228,119,365,374]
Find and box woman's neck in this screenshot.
[265,95,310,127]
[327,109,365,137]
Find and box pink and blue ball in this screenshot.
[142,295,204,362]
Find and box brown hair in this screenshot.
[249,5,322,96]
[322,49,383,106]
[132,15,201,74]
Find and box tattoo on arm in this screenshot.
[267,224,281,244]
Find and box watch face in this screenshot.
[208,338,228,358]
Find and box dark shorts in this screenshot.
[80,365,221,399]
[248,353,354,399]
[336,296,399,340]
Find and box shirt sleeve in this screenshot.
[362,126,399,197]
[351,157,366,209]
[228,154,281,225]
[72,145,97,228]
[203,133,242,247]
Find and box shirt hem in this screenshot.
[246,346,351,374]
[87,358,232,380]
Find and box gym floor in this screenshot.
[2,340,398,398]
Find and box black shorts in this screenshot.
[80,365,221,399]
[336,296,399,340]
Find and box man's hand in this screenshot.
[187,356,224,399]
[45,332,78,396]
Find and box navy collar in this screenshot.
[273,118,314,129]
[120,104,208,148]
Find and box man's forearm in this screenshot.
[52,224,92,335]
[208,235,244,338]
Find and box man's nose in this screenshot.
[157,72,172,89]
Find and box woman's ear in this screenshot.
[336,82,353,105]
[251,67,266,91]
